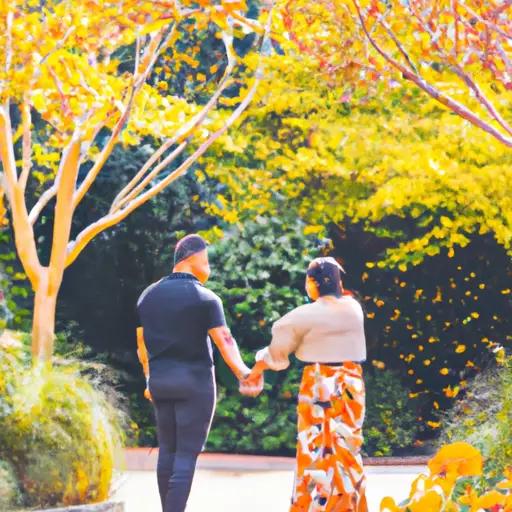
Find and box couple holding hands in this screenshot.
[136,234,368,512]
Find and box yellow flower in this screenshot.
[460,488,506,511]
[497,467,512,490]
[407,489,444,511]
[476,490,506,510]
[428,442,483,478]
[380,496,401,512]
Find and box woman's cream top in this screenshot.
[256,296,367,371]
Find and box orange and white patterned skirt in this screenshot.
[291,362,368,512]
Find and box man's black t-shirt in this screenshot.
[136,272,226,366]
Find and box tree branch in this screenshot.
[352,0,512,148]
[48,134,82,293]
[111,31,237,212]
[486,0,512,19]
[65,10,275,268]
[72,27,174,211]
[409,4,512,137]
[458,3,512,41]
[378,18,420,75]
[496,40,512,77]
[0,105,42,286]
[19,97,33,191]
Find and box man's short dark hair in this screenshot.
[174,234,208,266]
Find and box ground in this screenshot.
[114,466,426,511]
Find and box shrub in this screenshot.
[439,357,512,481]
[208,360,421,456]
[363,369,421,456]
[0,331,126,509]
[0,459,21,511]
[380,442,512,512]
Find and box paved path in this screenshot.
[113,466,425,511]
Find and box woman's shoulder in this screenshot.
[274,302,313,326]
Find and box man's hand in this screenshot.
[144,386,152,402]
[239,372,264,397]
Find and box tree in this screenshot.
[0,0,275,363]
[278,0,512,147]
[202,54,512,265]
[199,54,511,433]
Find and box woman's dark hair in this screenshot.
[306,258,344,298]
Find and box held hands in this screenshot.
[239,371,264,397]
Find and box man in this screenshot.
[136,234,262,512]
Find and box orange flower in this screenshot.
[428,442,483,478]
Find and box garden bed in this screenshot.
[30,503,124,512]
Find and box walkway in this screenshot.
[113,465,425,511]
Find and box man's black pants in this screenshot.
[149,360,216,512]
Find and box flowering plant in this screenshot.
[381,442,512,512]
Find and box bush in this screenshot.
[208,361,421,457]
[439,357,512,487]
[0,331,126,509]
[363,369,421,456]
[381,442,512,511]
[0,459,21,511]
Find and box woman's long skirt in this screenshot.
[290,362,368,512]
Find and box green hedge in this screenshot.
[208,363,420,456]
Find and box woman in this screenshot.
[247,257,368,512]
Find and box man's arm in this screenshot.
[136,327,150,379]
[208,326,251,381]
[136,327,152,401]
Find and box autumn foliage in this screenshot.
[279,0,512,147]
[0,0,273,362]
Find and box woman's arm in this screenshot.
[247,359,271,379]
[251,311,304,374]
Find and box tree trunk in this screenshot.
[31,268,58,366]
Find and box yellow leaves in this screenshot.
[391,309,401,321]
[211,7,229,30]
[440,368,449,375]
[455,345,466,354]
[372,360,386,370]
[303,225,323,235]
[444,386,460,398]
